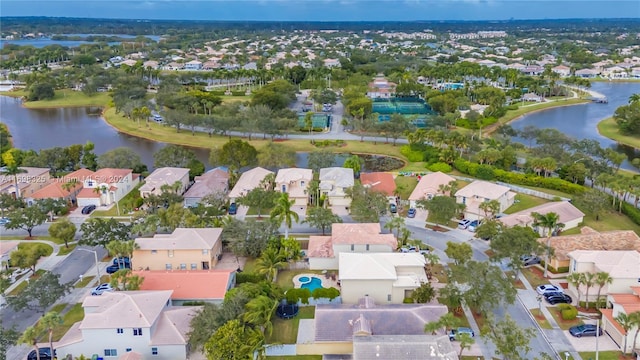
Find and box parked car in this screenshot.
[152,114,163,122]
[449,327,475,341]
[91,283,114,296]
[467,220,481,232]
[520,255,541,266]
[0,217,9,226]
[228,202,238,215]
[407,208,416,218]
[458,219,472,229]
[112,257,131,266]
[389,203,397,213]
[28,348,55,360]
[569,324,602,338]
[81,205,96,214]
[536,284,563,295]
[106,263,131,274]
[544,292,572,305]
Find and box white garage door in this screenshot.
[77,198,100,207]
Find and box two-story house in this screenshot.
[55,290,199,360]
[455,180,515,220]
[601,286,640,354]
[275,168,313,207]
[133,228,223,271]
[76,168,137,207]
[308,223,397,270]
[0,167,51,199]
[26,168,94,206]
[339,252,428,304]
[139,167,190,198]
[319,167,354,208]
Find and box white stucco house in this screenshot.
[227,167,274,203]
[408,172,456,208]
[319,167,354,208]
[55,290,199,360]
[568,250,640,302]
[139,167,190,198]
[499,201,585,235]
[339,252,428,304]
[601,286,640,354]
[455,180,516,220]
[76,168,138,207]
[275,168,313,207]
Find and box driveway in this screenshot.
[564,329,620,351]
[330,205,349,216]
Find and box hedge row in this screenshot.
[453,159,585,195]
[558,303,578,320]
[236,272,265,284]
[285,287,340,304]
[622,202,640,227]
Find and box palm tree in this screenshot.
[0,150,27,199]
[424,312,460,335]
[615,312,636,354]
[61,178,79,206]
[19,326,41,360]
[93,185,107,206]
[39,311,62,358]
[343,155,363,178]
[270,193,299,239]
[479,199,500,220]
[255,248,287,282]
[566,272,585,305]
[531,212,564,278]
[630,311,640,356]
[594,272,613,309]
[384,216,405,240]
[582,272,596,309]
[629,93,640,104]
[243,295,278,337]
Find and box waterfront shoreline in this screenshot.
[597,117,640,150]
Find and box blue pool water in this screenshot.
[300,277,323,292]
[299,276,310,283]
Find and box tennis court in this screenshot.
[298,113,330,128]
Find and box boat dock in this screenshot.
[589,97,608,103]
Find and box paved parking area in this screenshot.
[563,329,620,351]
[331,205,349,216]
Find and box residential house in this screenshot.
[0,241,19,268]
[135,269,235,305]
[183,60,202,70]
[183,168,229,208]
[360,172,396,204]
[522,93,543,102]
[632,67,640,79]
[139,167,190,198]
[601,286,640,354]
[408,172,456,208]
[323,58,341,68]
[308,223,397,270]
[521,65,543,76]
[552,65,571,77]
[499,201,585,235]
[26,168,93,206]
[275,168,313,207]
[133,228,223,271]
[163,62,184,71]
[455,180,515,220]
[228,167,274,203]
[54,291,199,360]
[142,60,159,69]
[575,68,598,78]
[0,167,51,199]
[352,335,457,360]
[339,252,427,304]
[297,296,448,356]
[567,250,640,301]
[604,66,629,79]
[366,76,396,99]
[319,167,354,208]
[540,227,640,270]
[76,168,137,207]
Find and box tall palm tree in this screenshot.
[532,212,564,278]
[631,311,640,356]
[629,93,640,104]
[384,216,405,240]
[615,312,636,354]
[270,193,299,239]
[594,272,613,309]
[583,272,596,309]
[566,272,585,305]
[255,248,287,282]
[243,295,278,337]
[39,311,62,358]
[61,178,79,206]
[1,150,27,199]
[19,326,41,360]
[479,200,500,220]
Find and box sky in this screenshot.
[1,0,639,21]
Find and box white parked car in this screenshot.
[536,284,563,295]
[91,283,114,296]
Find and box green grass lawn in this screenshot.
[247,207,273,216]
[7,280,29,296]
[503,193,551,214]
[496,98,589,126]
[267,306,315,344]
[521,267,549,289]
[276,269,324,291]
[18,242,54,257]
[220,95,250,103]
[561,211,640,236]
[266,356,322,360]
[242,258,258,273]
[57,244,76,256]
[394,175,418,200]
[75,275,95,288]
[529,308,553,329]
[580,351,631,360]
[51,303,85,341]
[91,184,144,217]
[548,307,583,330]
[598,117,640,150]
[1,89,111,108]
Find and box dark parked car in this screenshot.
[228,203,238,215]
[106,258,132,274]
[389,203,397,213]
[569,324,602,338]
[407,208,416,218]
[521,255,541,266]
[81,204,97,214]
[28,348,55,360]
[544,292,572,305]
[449,327,475,341]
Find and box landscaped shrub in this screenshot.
[209,91,226,96]
[182,301,206,306]
[286,288,312,304]
[475,165,496,180]
[312,287,341,300]
[231,91,246,96]
[622,202,640,227]
[236,272,264,284]
[403,297,414,304]
[506,104,519,111]
[400,145,424,162]
[428,162,452,173]
[559,304,578,320]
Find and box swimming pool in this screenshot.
[299,276,324,292]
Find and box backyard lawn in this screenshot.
[503,193,550,214]
[561,211,640,235]
[51,303,85,341]
[394,175,418,200]
[521,267,550,289]
[1,89,111,108]
[267,306,315,344]
[580,351,632,360]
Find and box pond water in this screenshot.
[0,34,161,49]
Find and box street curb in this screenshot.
[517,293,562,360]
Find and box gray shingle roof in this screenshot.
[353,335,458,360]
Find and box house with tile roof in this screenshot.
[319,167,354,208]
[133,228,223,271]
[0,167,51,199]
[55,290,200,360]
[552,65,571,77]
[75,168,137,207]
[601,286,640,354]
[134,269,235,305]
[352,335,457,360]
[228,167,274,203]
[568,250,640,302]
[408,172,456,208]
[308,223,397,270]
[541,227,640,270]
[499,201,584,235]
[275,168,313,207]
[296,296,448,356]
[183,168,229,208]
[360,172,397,204]
[25,168,94,206]
[139,167,190,198]
[455,180,515,221]
[339,252,427,304]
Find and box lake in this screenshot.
[0,34,161,49]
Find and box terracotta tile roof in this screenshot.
[361,172,396,196]
[29,180,76,199]
[184,168,229,199]
[134,270,233,300]
[76,187,100,198]
[500,201,584,228]
[330,223,396,248]
[80,290,173,329]
[118,352,143,360]
[150,306,200,346]
[307,236,333,258]
[135,228,222,250]
[632,287,640,296]
[54,322,83,348]
[60,168,95,183]
[90,168,132,183]
[409,172,456,201]
[228,167,274,199]
[601,309,626,335]
[542,227,640,261]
